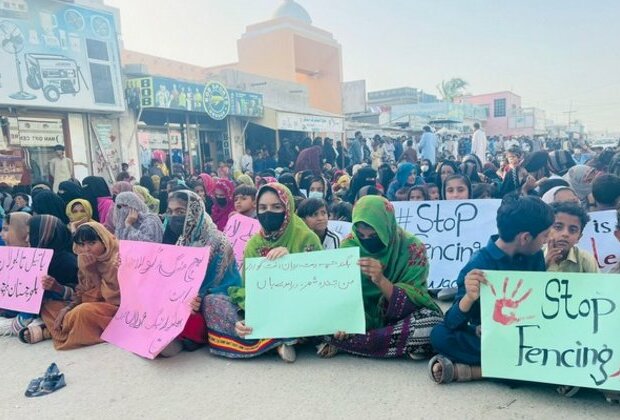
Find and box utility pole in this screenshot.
[563,101,577,127]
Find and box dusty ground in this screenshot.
[2,337,618,420]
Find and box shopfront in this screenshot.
[126,75,263,175]
[0,0,125,187]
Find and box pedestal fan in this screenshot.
[0,20,37,100]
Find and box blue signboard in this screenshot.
[0,0,124,112]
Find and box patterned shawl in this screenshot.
[341,195,440,329]
[229,183,322,308]
[133,185,160,214]
[175,190,241,296]
[113,192,163,243]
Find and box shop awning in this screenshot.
[248,106,344,133]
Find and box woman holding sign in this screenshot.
[317,195,443,359]
[205,183,322,362]
[35,222,120,349]
[159,190,242,356]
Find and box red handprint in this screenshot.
[489,277,533,326]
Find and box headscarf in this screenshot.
[170,190,241,296]
[277,173,302,197]
[58,181,85,205]
[29,214,77,288]
[31,190,70,224]
[211,178,235,231]
[523,151,550,175]
[199,173,216,196]
[387,162,422,200]
[113,192,163,243]
[139,176,156,195]
[73,222,120,305]
[499,166,528,197]
[82,176,112,222]
[563,165,598,203]
[66,199,93,223]
[4,212,31,247]
[341,196,440,329]
[236,174,255,187]
[548,150,576,176]
[133,185,160,214]
[111,181,133,197]
[541,186,577,204]
[229,183,322,309]
[347,167,377,203]
[151,175,161,192]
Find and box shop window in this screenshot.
[494,98,506,118]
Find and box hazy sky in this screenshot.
[105,0,620,132]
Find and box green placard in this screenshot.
[244,248,366,339]
[481,270,620,391]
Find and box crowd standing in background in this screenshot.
[1,127,619,402]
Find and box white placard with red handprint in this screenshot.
[481,270,620,391]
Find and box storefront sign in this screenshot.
[126,77,263,118]
[277,112,344,133]
[0,0,124,112]
[137,129,182,150]
[7,117,64,147]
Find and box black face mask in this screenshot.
[258,211,285,232]
[167,215,186,236]
[359,236,385,254]
[215,197,227,207]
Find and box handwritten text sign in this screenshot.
[578,210,619,273]
[223,213,260,271]
[481,270,620,391]
[393,199,501,288]
[328,221,352,239]
[101,241,210,359]
[0,247,53,314]
[244,247,365,339]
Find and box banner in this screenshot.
[578,210,619,273]
[392,200,501,288]
[222,213,261,271]
[481,270,620,391]
[101,241,210,359]
[244,247,365,339]
[0,247,53,314]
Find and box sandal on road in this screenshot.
[557,385,581,398]
[316,343,339,358]
[428,355,475,384]
[25,363,66,397]
[18,323,51,344]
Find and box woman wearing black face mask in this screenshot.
[211,178,235,231]
[316,195,442,359]
[205,183,322,363]
[160,190,242,357]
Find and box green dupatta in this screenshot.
[341,195,440,330]
[229,183,322,308]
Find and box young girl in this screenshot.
[442,175,472,200]
[35,223,120,349]
[426,183,440,200]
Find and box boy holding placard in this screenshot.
[428,195,554,384]
[544,202,598,274]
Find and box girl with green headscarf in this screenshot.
[317,195,443,359]
[204,183,322,362]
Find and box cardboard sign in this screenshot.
[481,270,620,391]
[0,247,53,314]
[578,210,619,273]
[222,213,261,271]
[102,241,210,359]
[244,248,365,339]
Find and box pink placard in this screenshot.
[101,241,210,359]
[0,247,53,314]
[223,213,261,270]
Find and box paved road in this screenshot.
[3,338,617,419]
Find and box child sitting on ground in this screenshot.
[428,194,554,384]
[544,202,598,273]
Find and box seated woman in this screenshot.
[160,190,242,356]
[211,178,235,231]
[16,215,78,341]
[66,199,94,233]
[386,163,422,201]
[298,198,340,249]
[0,212,30,247]
[82,176,114,224]
[317,195,443,359]
[32,191,70,224]
[113,192,163,243]
[204,183,322,362]
[35,223,120,350]
[133,185,160,214]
